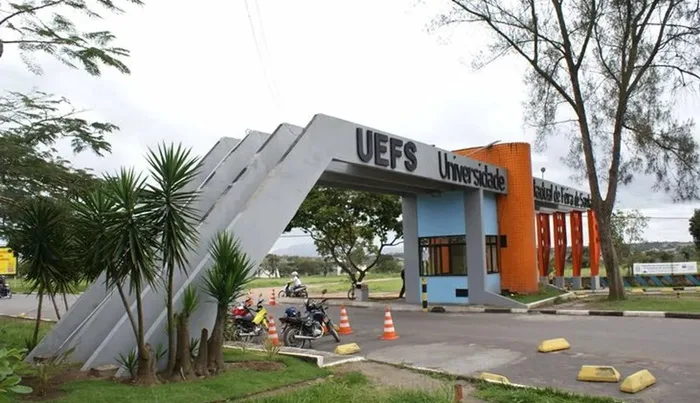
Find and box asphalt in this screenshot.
[3,294,698,402]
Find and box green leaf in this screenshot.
[0,375,21,387]
[8,385,33,394]
[0,365,12,376]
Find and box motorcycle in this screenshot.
[278,282,308,298]
[0,283,11,299]
[279,296,340,348]
[225,294,268,342]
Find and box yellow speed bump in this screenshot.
[333,343,361,355]
[620,369,656,393]
[630,288,644,294]
[537,338,571,353]
[478,372,510,384]
[577,366,621,383]
[660,287,675,293]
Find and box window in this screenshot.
[419,236,467,276]
[486,235,500,274]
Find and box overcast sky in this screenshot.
[1,0,697,253]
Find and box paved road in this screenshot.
[0,293,80,320]
[3,295,697,401]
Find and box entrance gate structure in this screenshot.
[28,114,586,374]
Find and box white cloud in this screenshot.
[1,0,698,248]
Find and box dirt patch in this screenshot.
[20,367,89,401]
[224,360,285,371]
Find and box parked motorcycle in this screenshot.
[278,282,308,298]
[225,294,268,342]
[0,283,11,299]
[279,296,340,348]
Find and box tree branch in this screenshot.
[0,0,64,27]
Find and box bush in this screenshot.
[0,348,33,396]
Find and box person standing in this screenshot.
[398,269,405,299]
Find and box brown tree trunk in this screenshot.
[116,282,139,341]
[207,308,226,374]
[32,291,44,348]
[135,284,157,385]
[51,294,61,320]
[62,292,69,311]
[597,214,625,300]
[193,328,209,377]
[166,266,176,375]
[172,313,192,379]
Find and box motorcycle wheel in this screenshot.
[299,289,308,298]
[347,287,356,300]
[278,290,286,299]
[282,327,306,348]
[7,291,11,299]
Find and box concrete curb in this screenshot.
[0,314,57,323]
[223,343,365,368]
[276,298,700,320]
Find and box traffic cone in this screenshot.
[269,289,277,306]
[338,306,353,335]
[380,306,399,340]
[267,315,280,346]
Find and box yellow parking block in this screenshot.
[630,288,644,295]
[479,372,510,384]
[620,370,656,393]
[577,366,620,383]
[537,338,571,353]
[660,287,675,293]
[333,343,361,355]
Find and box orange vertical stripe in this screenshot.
[453,143,538,294]
[553,212,567,277]
[587,209,600,276]
[570,211,583,277]
[538,213,551,278]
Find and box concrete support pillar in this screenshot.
[572,277,582,290]
[553,212,567,290]
[536,213,551,281]
[590,276,601,290]
[569,211,584,290]
[402,195,420,304]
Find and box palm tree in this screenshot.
[99,168,161,385]
[71,186,138,338]
[143,142,201,375]
[9,198,73,348]
[202,232,255,374]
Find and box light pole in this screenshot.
[540,167,546,180]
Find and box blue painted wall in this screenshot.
[482,192,499,235]
[486,273,501,294]
[416,191,465,237]
[425,276,469,304]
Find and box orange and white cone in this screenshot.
[380,306,399,340]
[269,289,277,306]
[267,315,280,346]
[338,306,353,335]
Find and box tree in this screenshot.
[610,209,649,270]
[689,209,700,251]
[201,232,255,375]
[437,1,700,300]
[143,143,201,376]
[0,0,144,75]
[8,197,73,348]
[172,285,198,380]
[0,90,116,240]
[99,168,160,385]
[260,254,281,277]
[374,254,402,274]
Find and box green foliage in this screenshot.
[474,381,620,403]
[181,285,199,318]
[286,187,402,283]
[7,197,74,296]
[0,90,115,240]
[610,209,649,267]
[0,0,145,75]
[261,339,281,361]
[202,232,256,309]
[689,209,700,251]
[155,344,167,362]
[115,349,138,379]
[189,338,199,361]
[0,347,32,395]
[33,347,74,397]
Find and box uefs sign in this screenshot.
[533,180,591,209]
[355,128,507,192]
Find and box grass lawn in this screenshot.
[581,295,700,312]
[2,350,329,403]
[0,317,52,350]
[248,371,453,403]
[474,382,620,403]
[248,372,620,403]
[6,278,89,294]
[248,273,400,291]
[318,278,403,294]
[507,286,566,304]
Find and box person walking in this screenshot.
[398,269,405,299]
